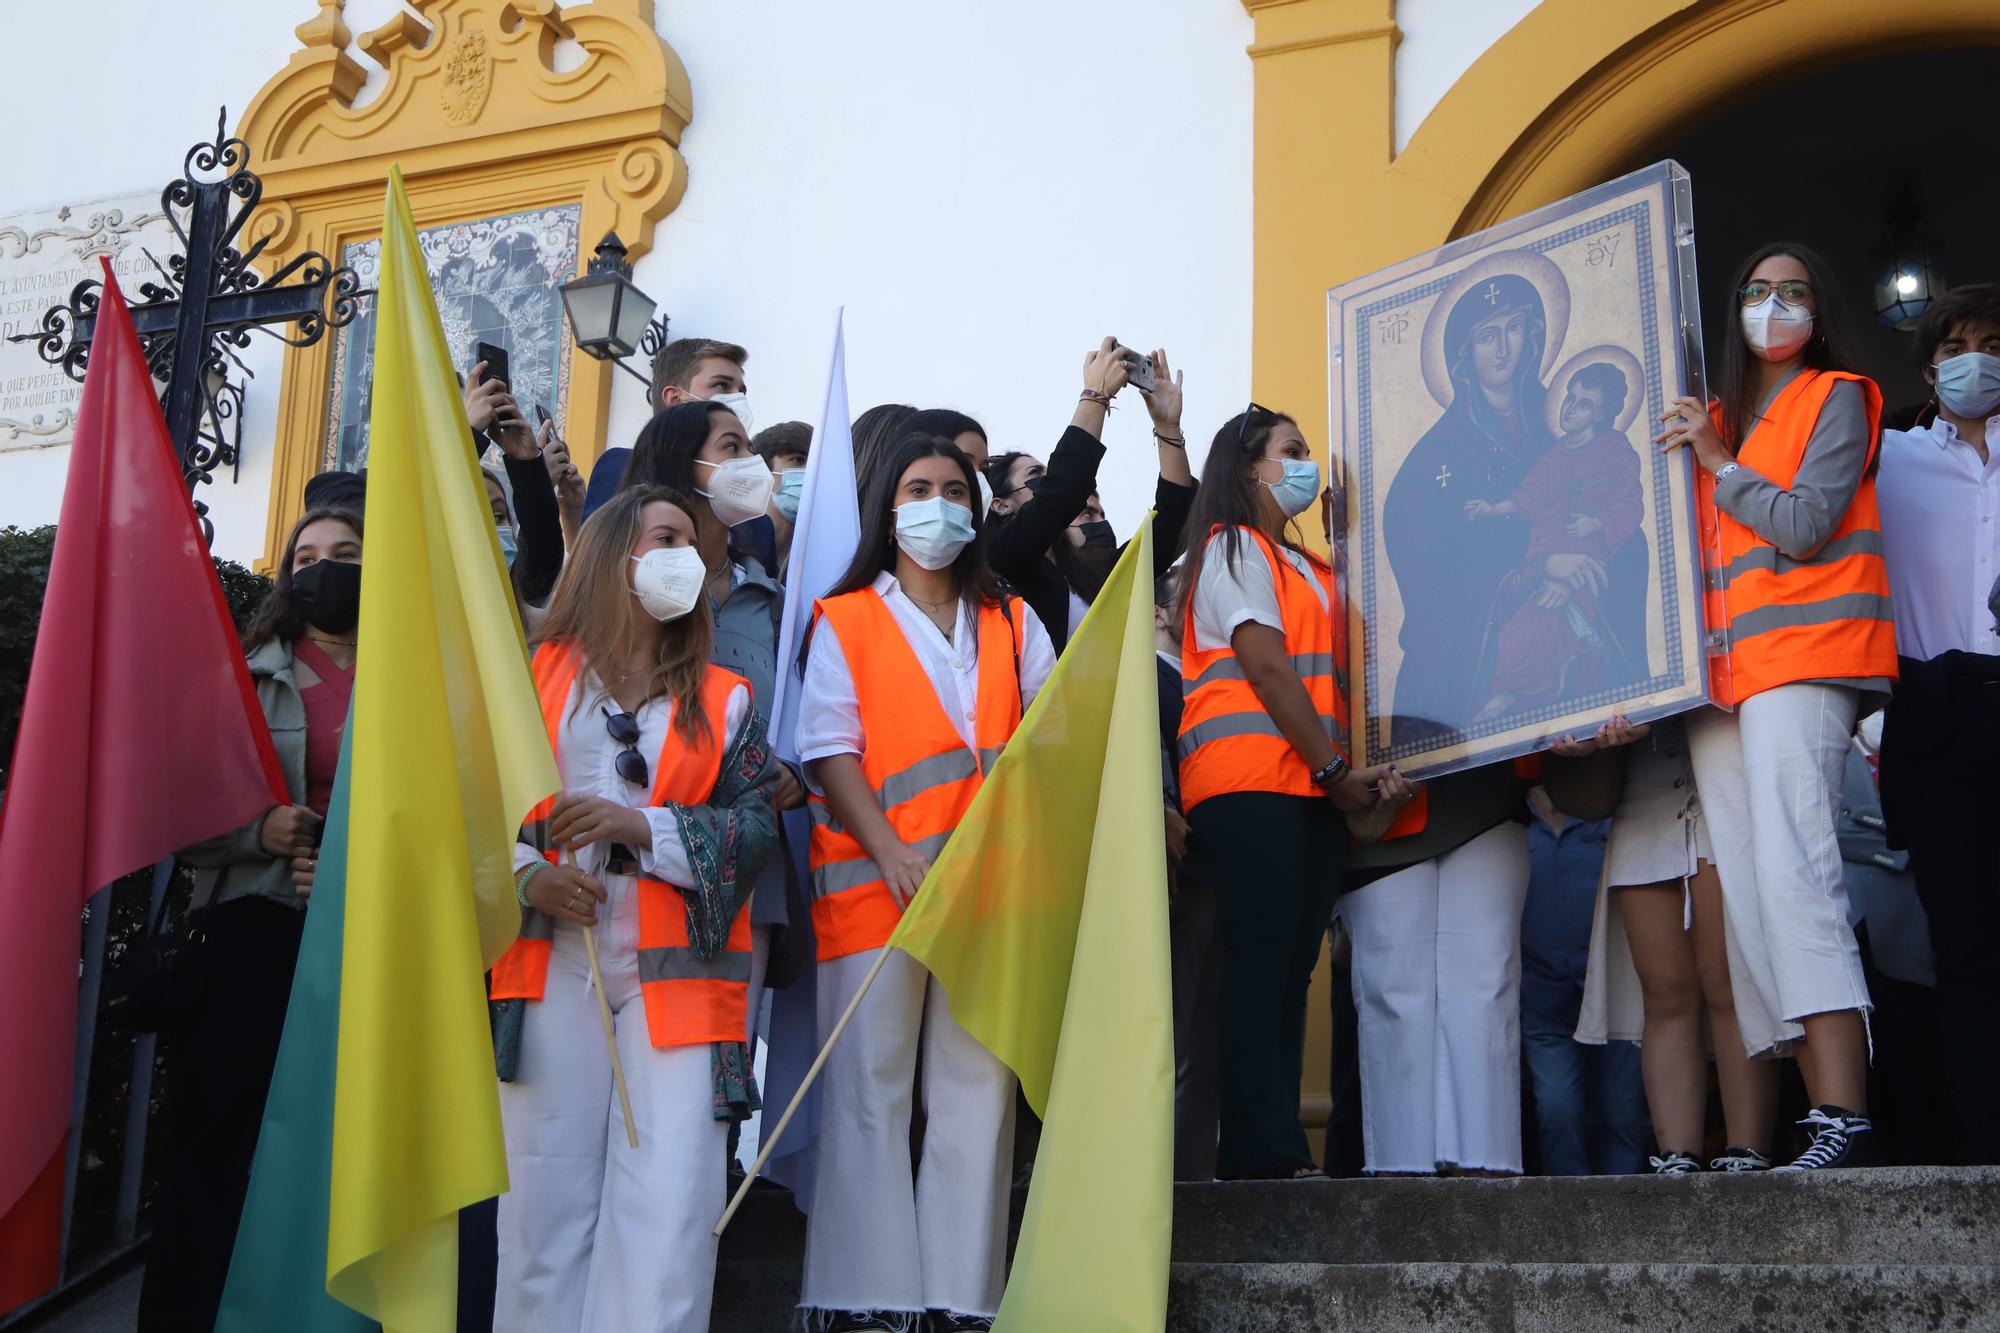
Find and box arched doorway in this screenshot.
[1646,46,2000,422]
[1245,0,2000,457]
[1243,0,2000,1158]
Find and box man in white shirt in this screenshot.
[1875,282,2000,1165]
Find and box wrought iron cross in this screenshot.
[10,109,361,538]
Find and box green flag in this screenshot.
[216,727,373,1333]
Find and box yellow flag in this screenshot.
[326,167,560,1330]
[889,517,1173,1331]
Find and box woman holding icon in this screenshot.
[1652,240,1893,1171]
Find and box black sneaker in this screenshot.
[1648,1151,1702,1175]
[1708,1146,1772,1173]
[1774,1106,1881,1171]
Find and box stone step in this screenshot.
[718,1167,2000,1270]
[1172,1167,2000,1268]
[1165,1262,2000,1333]
[712,1258,2000,1331]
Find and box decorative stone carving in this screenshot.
[439,28,493,125]
[234,0,693,569]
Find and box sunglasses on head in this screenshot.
[602,705,649,788]
[1235,402,1276,452]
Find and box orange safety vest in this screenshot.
[1177,526,1346,812]
[805,589,1024,962]
[489,641,753,1049]
[1698,370,1898,706]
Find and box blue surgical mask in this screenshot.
[496,523,518,564]
[1935,351,2000,420]
[1264,457,1320,519]
[894,496,976,570]
[772,468,805,522]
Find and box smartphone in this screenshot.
[1114,343,1157,393]
[473,340,511,390]
[533,403,551,428]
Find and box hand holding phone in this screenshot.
[473,341,511,391]
[1113,341,1157,394]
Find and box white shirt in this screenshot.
[1189,530,1326,652]
[796,571,1057,782]
[1877,415,2000,660]
[514,668,751,882]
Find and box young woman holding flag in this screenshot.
[486,486,781,1333]
[1174,407,1414,1182]
[140,507,361,1331]
[795,433,1056,1332]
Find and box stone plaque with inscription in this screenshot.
[0,193,178,452]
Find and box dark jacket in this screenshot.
[1879,649,2000,848]
[987,425,1197,652]
[497,447,565,606]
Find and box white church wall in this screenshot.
[1394,0,1540,154]
[2,1,1534,556]
[0,2,1260,555]
[617,1,1257,540]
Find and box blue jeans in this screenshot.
[1521,997,1650,1175]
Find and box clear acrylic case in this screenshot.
[1327,160,1714,780]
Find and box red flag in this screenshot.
[0,264,285,1314]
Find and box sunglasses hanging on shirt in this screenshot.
[602,705,649,787]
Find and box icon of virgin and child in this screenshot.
[1380,258,1650,747]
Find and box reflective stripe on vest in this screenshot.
[805,589,1024,962]
[488,642,753,1048]
[1699,371,1898,706]
[1177,526,1347,812]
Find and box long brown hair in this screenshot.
[1175,407,1309,625]
[533,485,715,743]
[1714,241,1863,450]
[243,507,363,651]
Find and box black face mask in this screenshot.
[291,559,362,636]
[1077,520,1115,549]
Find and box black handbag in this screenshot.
[102,862,211,1033]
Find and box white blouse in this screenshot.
[1188,530,1327,653]
[795,572,1056,785]
[514,667,750,883]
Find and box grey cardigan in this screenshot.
[178,635,310,911]
[712,558,793,928]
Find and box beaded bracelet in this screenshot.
[515,860,549,907]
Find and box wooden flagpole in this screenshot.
[712,944,894,1237]
[568,844,639,1149]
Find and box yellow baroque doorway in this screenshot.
[1243,0,2000,1158]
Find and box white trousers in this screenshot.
[1688,684,1872,1031]
[1336,823,1530,1174]
[495,874,727,1333]
[801,947,1016,1317]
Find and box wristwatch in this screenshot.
[1713,462,1741,482]
[1311,754,1350,791]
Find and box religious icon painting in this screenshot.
[1328,161,1714,779]
[320,202,583,473]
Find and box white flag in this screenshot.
[760,309,860,1210]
